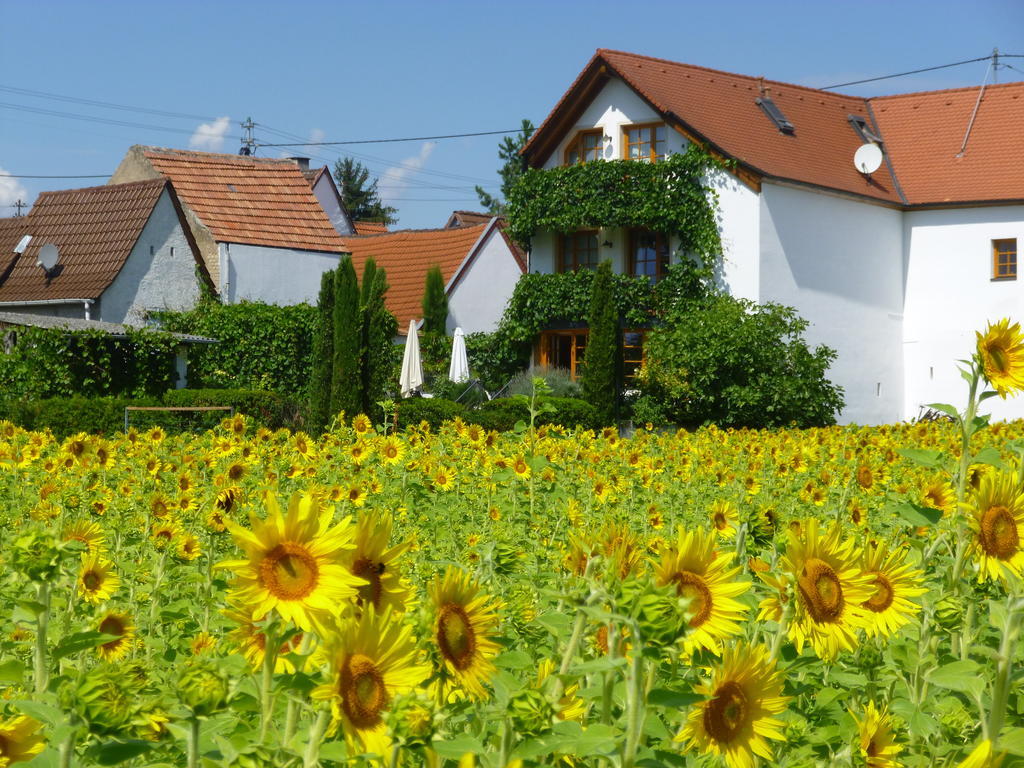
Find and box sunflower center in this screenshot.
[82,571,102,591]
[703,680,748,743]
[797,558,844,623]
[986,343,1008,375]
[259,542,319,600]
[980,505,1019,560]
[713,512,728,530]
[437,603,476,670]
[352,557,384,608]
[340,653,387,729]
[672,570,713,627]
[863,572,894,613]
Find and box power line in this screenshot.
[0,83,217,121]
[820,53,1023,90]
[257,128,521,147]
[0,100,239,140]
[0,173,108,178]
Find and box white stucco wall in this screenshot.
[759,182,905,424]
[99,188,199,324]
[903,205,1024,421]
[313,174,354,236]
[0,303,88,319]
[446,227,524,335]
[221,242,342,305]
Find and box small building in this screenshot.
[109,146,349,306]
[0,179,204,324]
[296,158,356,237]
[340,218,526,335]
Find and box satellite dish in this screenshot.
[854,143,884,175]
[37,243,59,272]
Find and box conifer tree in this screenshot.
[421,265,448,336]
[331,257,362,420]
[582,260,620,425]
[361,265,398,416]
[309,269,336,431]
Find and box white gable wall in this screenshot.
[759,182,905,424]
[220,242,342,306]
[313,174,354,236]
[903,205,1024,421]
[447,228,523,335]
[99,187,199,324]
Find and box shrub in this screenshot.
[638,296,845,428]
[394,397,466,430]
[163,389,304,431]
[421,265,448,336]
[308,269,336,432]
[430,377,488,407]
[541,397,600,430]
[9,396,161,437]
[332,258,361,419]
[581,260,619,423]
[505,368,580,399]
[466,396,599,432]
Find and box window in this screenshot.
[756,97,795,135]
[623,123,666,162]
[622,330,646,382]
[558,230,600,273]
[629,230,669,282]
[538,330,589,380]
[993,239,1017,280]
[564,130,604,165]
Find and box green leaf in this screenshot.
[927,660,984,697]
[979,390,1001,403]
[89,740,154,765]
[647,687,702,709]
[532,611,572,636]
[316,741,349,762]
[431,735,486,760]
[1001,728,1024,756]
[891,501,943,527]
[973,446,1005,468]
[897,448,944,468]
[571,656,628,675]
[924,402,960,418]
[13,701,63,726]
[0,659,25,684]
[494,650,534,670]
[53,630,118,660]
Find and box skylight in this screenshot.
[756,97,795,135]
[848,115,883,144]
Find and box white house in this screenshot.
[109,146,349,306]
[0,179,204,324]
[296,158,356,237]
[522,48,1024,424]
[340,217,526,336]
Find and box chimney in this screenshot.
[288,156,311,172]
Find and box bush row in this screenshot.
[395,396,600,432]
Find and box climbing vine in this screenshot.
[505,145,723,267]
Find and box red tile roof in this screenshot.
[340,224,498,330]
[872,81,1024,204]
[0,180,171,302]
[445,210,493,228]
[354,221,389,235]
[525,49,1024,206]
[140,148,347,252]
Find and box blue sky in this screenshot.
[1,0,1022,229]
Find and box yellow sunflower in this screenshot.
[352,413,373,436]
[957,739,1005,768]
[654,527,751,655]
[759,518,873,661]
[860,541,927,638]
[62,520,106,555]
[0,715,45,765]
[852,701,903,768]
[709,500,739,539]
[96,610,135,660]
[77,554,121,605]
[222,602,305,673]
[344,511,412,613]
[428,567,502,700]
[175,533,202,561]
[967,470,1024,583]
[977,318,1024,397]
[217,492,363,634]
[379,436,405,465]
[676,642,789,768]
[312,608,429,757]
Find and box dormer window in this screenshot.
[848,115,883,144]
[623,124,666,162]
[564,130,604,165]
[756,97,794,135]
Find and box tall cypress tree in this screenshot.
[309,269,336,431]
[582,260,620,426]
[421,265,448,336]
[362,266,398,416]
[331,256,362,420]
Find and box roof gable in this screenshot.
[138,147,347,252]
[0,180,171,303]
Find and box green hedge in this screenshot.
[467,397,600,432]
[394,398,467,431]
[163,389,304,431]
[0,397,162,437]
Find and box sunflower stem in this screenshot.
[302,706,331,768]
[259,627,280,743]
[621,644,646,768]
[951,367,980,591]
[33,581,50,695]
[987,598,1023,749]
[187,717,201,768]
[58,726,76,768]
[769,596,792,662]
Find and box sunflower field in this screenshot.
[1,323,1024,768]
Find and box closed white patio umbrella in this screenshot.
[449,326,470,383]
[400,320,423,397]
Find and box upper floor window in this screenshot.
[993,238,1017,281]
[629,230,669,282]
[623,123,666,162]
[558,231,600,273]
[564,130,604,165]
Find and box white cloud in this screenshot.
[379,141,437,204]
[308,128,325,147]
[0,166,28,210]
[189,116,231,152]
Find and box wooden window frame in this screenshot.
[537,329,589,381]
[557,230,601,273]
[628,229,670,282]
[563,129,605,166]
[622,328,647,383]
[993,238,1017,281]
[622,122,667,163]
